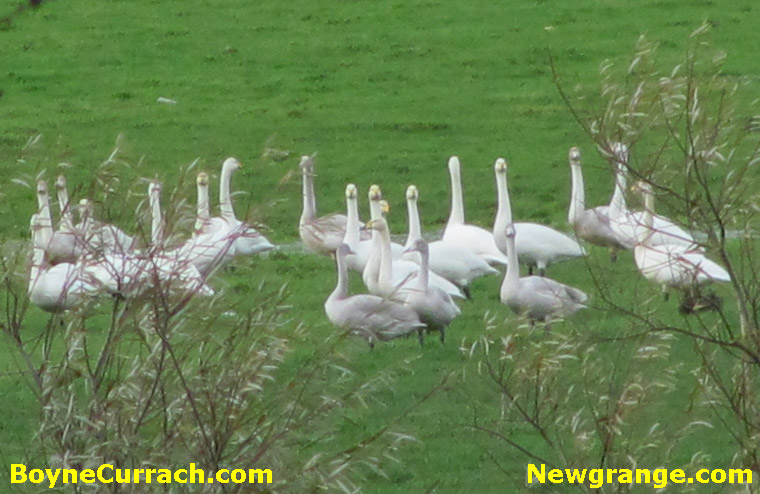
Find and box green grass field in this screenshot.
[2,0,759,492]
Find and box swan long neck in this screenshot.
[494,171,513,232]
[568,164,585,225]
[405,196,422,249]
[150,186,163,248]
[377,225,394,290]
[300,166,316,224]
[447,158,465,227]
[330,249,350,301]
[196,181,210,231]
[35,186,53,247]
[640,188,655,245]
[29,221,45,294]
[417,244,430,290]
[501,232,520,295]
[220,161,237,223]
[609,165,628,218]
[57,186,74,230]
[344,196,360,247]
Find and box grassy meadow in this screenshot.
[2,0,760,492]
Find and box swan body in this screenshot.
[298,155,360,255]
[398,239,461,343]
[492,158,585,276]
[325,244,425,348]
[403,185,498,295]
[566,147,631,257]
[607,143,699,250]
[500,223,588,322]
[632,182,730,291]
[442,156,509,266]
[364,218,464,299]
[28,213,100,312]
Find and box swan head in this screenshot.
[404,238,428,256]
[55,175,67,190]
[298,155,313,171]
[336,243,356,258]
[78,198,93,217]
[223,157,242,173]
[504,223,516,239]
[36,179,48,196]
[368,184,382,201]
[345,183,357,199]
[379,200,391,216]
[196,172,209,187]
[494,158,508,174]
[631,181,652,195]
[149,180,162,196]
[364,218,388,234]
[406,185,418,201]
[569,147,581,164]
[448,156,460,173]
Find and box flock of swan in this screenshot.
[28,158,274,312]
[301,144,732,348]
[26,144,732,349]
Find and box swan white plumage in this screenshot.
[342,183,376,272]
[499,223,588,323]
[632,181,730,295]
[325,244,426,348]
[28,213,100,312]
[607,143,699,250]
[298,155,355,255]
[398,238,461,343]
[403,185,498,297]
[361,185,405,286]
[566,147,631,259]
[492,158,585,276]
[442,156,509,266]
[71,192,135,257]
[364,217,464,299]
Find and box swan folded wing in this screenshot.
[522,276,588,311]
[338,295,424,341]
[675,250,731,283]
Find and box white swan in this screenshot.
[403,185,498,297]
[492,158,585,276]
[398,239,461,343]
[28,213,100,312]
[325,244,426,348]
[180,159,273,275]
[342,183,375,272]
[364,217,464,299]
[298,155,352,255]
[35,179,82,263]
[632,181,730,300]
[567,147,631,259]
[442,156,509,266]
[71,192,135,257]
[361,185,405,287]
[607,143,699,250]
[500,223,588,323]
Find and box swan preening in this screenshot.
[27,158,273,312]
[492,158,585,276]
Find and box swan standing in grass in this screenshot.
[28,213,100,312]
[500,223,588,324]
[364,218,464,299]
[492,158,585,276]
[403,185,498,297]
[607,143,698,250]
[632,181,730,310]
[298,155,351,255]
[342,183,375,272]
[325,244,426,349]
[566,147,631,260]
[442,156,509,266]
[399,239,461,343]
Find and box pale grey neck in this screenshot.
[494,172,513,232]
[344,197,361,247]
[377,227,394,290]
[416,245,430,290]
[502,233,520,295]
[405,197,422,250]
[150,190,163,248]
[568,164,585,224]
[300,169,316,224]
[640,191,655,245]
[609,166,628,217]
[447,163,465,226]
[331,250,350,301]
[220,163,237,223]
[197,184,210,224]
[57,188,74,230]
